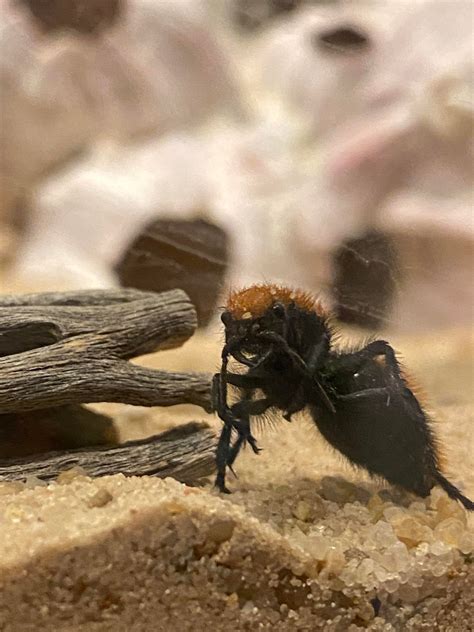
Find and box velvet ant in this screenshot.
[212,284,473,510]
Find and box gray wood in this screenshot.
[0,289,213,414]
[0,288,155,308]
[0,422,217,485]
[0,288,197,358]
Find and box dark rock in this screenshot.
[116,218,229,327]
[331,230,398,329]
[314,25,371,55]
[232,0,338,32]
[20,0,123,35]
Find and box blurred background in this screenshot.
[0,0,473,333]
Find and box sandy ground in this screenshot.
[0,318,473,631]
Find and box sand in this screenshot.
[0,328,473,631]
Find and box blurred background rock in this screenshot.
[0,0,472,333]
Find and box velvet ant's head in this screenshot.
[221,284,330,366]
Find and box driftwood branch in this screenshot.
[0,289,217,483]
[0,288,197,359]
[0,422,217,485]
[0,289,213,414]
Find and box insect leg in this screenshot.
[213,363,268,491]
[223,372,267,389]
[341,340,402,377]
[215,421,233,493]
[230,397,272,454]
[434,472,474,511]
[211,373,225,416]
[215,398,270,492]
[335,387,390,402]
[363,340,399,363]
[227,433,246,468]
[214,344,240,492]
[228,397,273,480]
[212,372,264,412]
[282,386,307,421]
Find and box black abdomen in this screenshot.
[309,391,438,497]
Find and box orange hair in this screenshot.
[226,284,326,320]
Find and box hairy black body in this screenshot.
[213,286,473,510]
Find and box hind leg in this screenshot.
[333,340,401,378]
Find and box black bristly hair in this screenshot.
[212,284,474,510]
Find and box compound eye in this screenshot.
[272,303,285,318]
[221,311,232,326]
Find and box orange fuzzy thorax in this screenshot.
[226,284,325,320]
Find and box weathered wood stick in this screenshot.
[0,288,196,359]
[0,358,212,414]
[0,289,213,414]
[0,288,153,308]
[0,422,217,484]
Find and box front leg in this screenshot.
[212,367,269,492]
[224,371,268,390]
[211,371,267,416]
[212,373,247,493]
[215,421,233,493]
[214,391,242,493]
[214,397,272,492]
[230,397,271,453]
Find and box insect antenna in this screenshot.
[258,331,336,413]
